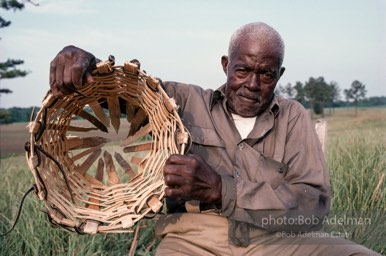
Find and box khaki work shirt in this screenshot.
[162,81,330,233]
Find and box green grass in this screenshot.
[1,107,385,255]
[0,156,160,256]
[323,128,385,254]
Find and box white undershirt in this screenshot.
[231,114,256,139]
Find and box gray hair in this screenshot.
[228,22,285,66]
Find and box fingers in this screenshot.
[165,186,185,198]
[164,156,192,199]
[84,72,95,85]
[164,154,197,173]
[164,171,189,187]
[49,45,96,97]
[164,173,193,199]
[55,63,76,95]
[50,60,63,97]
[70,57,94,88]
[165,154,187,165]
[163,154,222,203]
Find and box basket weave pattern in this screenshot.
[26,59,189,234]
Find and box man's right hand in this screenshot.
[49,45,97,97]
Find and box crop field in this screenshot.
[0,107,385,255]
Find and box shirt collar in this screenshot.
[211,84,280,118]
[210,84,226,110]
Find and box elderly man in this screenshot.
[50,22,378,255]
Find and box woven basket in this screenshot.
[25,59,189,234]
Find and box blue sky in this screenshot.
[1,0,385,108]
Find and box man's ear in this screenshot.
[279,67,285,78]
[221,55,228,75]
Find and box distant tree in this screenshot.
[0,59,29,80]
[0,0,38,95]
[364,96,386,106]
[0,106,37,124]
[303,77,317,114]
[277,83,295,99]
[304,76,332,117]
[326,81,341,115]
[276,81,307,107]
[1,0,25,12]
[293,81,306,105]
[343,80,367,116]
[0,88,13,94]
[0,109,12,123]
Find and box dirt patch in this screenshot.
[0,122,29,156]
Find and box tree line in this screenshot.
[0,107,38,124]
[275,76,384,117]
[1,91,385,125]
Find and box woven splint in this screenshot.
[25,58,189,234]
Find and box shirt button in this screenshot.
[238,143,244,150]
[234,170,240,178]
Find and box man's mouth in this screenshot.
[238,94,259,103]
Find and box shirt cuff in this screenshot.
[220,174,237,217]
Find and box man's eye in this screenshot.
[235,69,248,76]
[261,72,275,82]
[263,73,273,78]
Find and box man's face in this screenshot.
[222,38,285,117]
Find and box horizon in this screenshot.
[1,0,385,108]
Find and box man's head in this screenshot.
[221,22,285,117]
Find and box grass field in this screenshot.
[0,107,385,255]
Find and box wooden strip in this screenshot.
[95,158,104,182]
[177,130,189,145]
[146,76,159,91]
[125,102,136,122]
[123,142,152,153]
[84,174,105,187]
[66,136,83,150]
[123,61,139,74]
[77,109,108,133]
[67,136,110,150]
[96,59,113,74]
[114,152,136,180]
[28,121,40,134]
[77,149,102,175]
[107,97,121,134]
[128,108,147,136]
[67,125,99,132]
[83,221,99,234]
[86,158,104,211]
[71,144,104,162]
[121,123,152,147]
[131,156,143,166]
[147,195,163,213]
[89,101,110,128]
[103,151,120,185]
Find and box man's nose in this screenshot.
[245,72,260,90]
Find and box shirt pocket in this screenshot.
[188,126,225,170]
[257,154,288,188]
[238,147,288,186]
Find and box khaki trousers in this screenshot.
[155,212,379,256]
